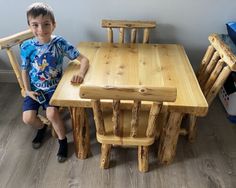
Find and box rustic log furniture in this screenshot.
[185,33,236,142]
[101,19,156,43]
[79,85,177,172]
[50,41,208,164]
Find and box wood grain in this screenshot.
[50,42,208,116]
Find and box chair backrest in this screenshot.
[197,33,236,105]
[0,29,34,97]
[80,85,176,145]
[101,19,156,44]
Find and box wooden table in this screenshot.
[50,42,208,162]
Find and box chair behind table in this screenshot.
[101,19,156,44]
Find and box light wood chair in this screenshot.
[184,33,236,141]
[101,19,156,43]
[0,29,57,137]
[80,85,176,172]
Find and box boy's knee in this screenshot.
[22,112,37,125]
[46,107,58,121]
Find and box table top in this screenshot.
[50,42,208,116]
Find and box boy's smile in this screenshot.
[28,15,56,44]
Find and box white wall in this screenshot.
[1,0,236,81]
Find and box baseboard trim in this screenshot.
[0,70,17,83]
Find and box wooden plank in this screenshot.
[101,19,156,28]
[79,85,177,102]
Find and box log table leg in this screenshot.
[69,107,91,159]
[158,112,184,164]
[188,114,197,142]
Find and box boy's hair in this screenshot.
[26,2,55,25]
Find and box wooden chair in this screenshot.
[101,19,156,43]
[184,33,236,141]
[0,29,57,137]
[80,85,176,172]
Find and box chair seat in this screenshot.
[96,109,155,146]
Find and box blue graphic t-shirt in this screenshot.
[20,35,80,92]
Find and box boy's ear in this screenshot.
[53,22,57,29]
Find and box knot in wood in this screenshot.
[139,87,147,94]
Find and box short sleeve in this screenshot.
[56,37,80,60]
[20,41,30,70]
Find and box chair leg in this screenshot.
[138,146,149,172]
[100,144,111,169]
[188,114,197,142]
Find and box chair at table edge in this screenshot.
[0,29,57,137]
[183,33,236,142]
[101,19,156,43]
[79,85,177,172]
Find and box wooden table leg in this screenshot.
[158,112,184,164]
[188,114,197,142]
[69,107,91,159]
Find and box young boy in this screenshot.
[20,2,89,162]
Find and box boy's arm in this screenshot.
[22,70,38,100]
[71,53,89,84]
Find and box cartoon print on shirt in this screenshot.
[32,52,59,82]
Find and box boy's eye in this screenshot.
[31,24,38,27]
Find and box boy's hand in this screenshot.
[26,90,39,101]
[71,74,84,84]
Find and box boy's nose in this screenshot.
[38,25,45,32]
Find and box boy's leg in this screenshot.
[46,107,68,162]
[23,110,47,149]
[23,110,44,129]
[46,107,65,139]
[23,97,48,149]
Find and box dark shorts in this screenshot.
[23,90,57,112]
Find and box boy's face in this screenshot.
[28,14,56,44]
